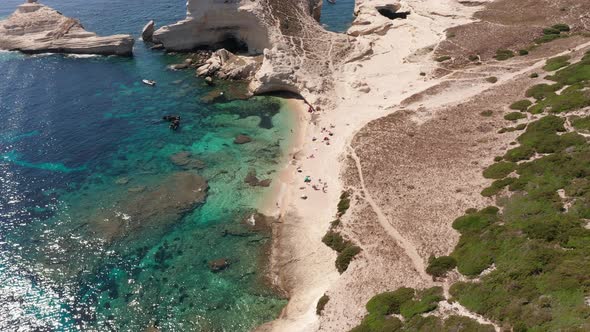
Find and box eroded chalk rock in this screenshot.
[0,2,134,56]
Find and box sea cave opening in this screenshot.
[214,34,249,54]
[376,5,410,20]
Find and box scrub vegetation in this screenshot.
[352,51,590,332]
[322,191,361,273]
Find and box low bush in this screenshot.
[482,161,516,179]
[552,23,570,32]
[486,76,498,83]
[543,27,561,35]
[571,115,590,132]
[525,83,562,100]
[504,145,535,162]
[494,49,514,61]
[543,55,571,71]
[468,54,479,62]
[337,191,351,215]
[504,112,527,121]
[530,73,539,78]
[480,110,493,117]
[510,99,532,111]
[335,245,361,273]
[481,177,515,197]
[316,295,329,315]
[426,256,457,277]
[322,231,350,252]
[519,49,529,56]
[535,34,562,44]
[436,55,451,62]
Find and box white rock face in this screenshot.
[158,0,370,108]
[0,2,134,56]
[153,0,270,54]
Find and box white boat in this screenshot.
[142,79,156,86]
[327,0,336,4]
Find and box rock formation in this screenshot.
[0,1,134,56]
[154,0,372,107]
[141,20,155,42]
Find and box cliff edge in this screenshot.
[0,1,134,56]
[153,0,371,107]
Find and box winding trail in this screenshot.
[347,144,430,281]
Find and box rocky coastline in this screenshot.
[0,0,134,56]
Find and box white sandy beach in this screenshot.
[258,0,486,330]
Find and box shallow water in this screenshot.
[320,0,356,33]
[0,1,293,330]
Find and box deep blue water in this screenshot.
[0,1,294,331]
[320,0,356,33]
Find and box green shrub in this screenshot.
[552,23,570,32]
[535,34,562,44]
[481,177,515,197]
[426,256,457,277]
[494,49,514,61]
[468,54,479,62]
[510,99,532,111]
[543,55,571,71]
[316,294,329,315]
[571,115,590,132]
[483,162,516,179]
[366,288,415,315]
[525,83,562,100]
[336,245,361,273]
[486,76,498,83]
[543,27,561,35]
[519,49,529,56]
[515,123,527,130]
[530,73,539,78]
[436,55,451,62]
[504,145,535,162]
[337,191,351,215]
[400,287,443,319]
[480,110,493,117]
[504,112,527,121]
[493,156,503,162]
[322,231,350,252]
[452,206,499,232]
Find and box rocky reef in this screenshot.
[152,0,372,107]
[0,0,134,56]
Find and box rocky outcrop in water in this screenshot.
[141,20,155,42]
[0,1,134,56]
[153,0,371,107]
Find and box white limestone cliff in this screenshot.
[152,0,270,54]
[154,0,370,108]
[0,1,134,56]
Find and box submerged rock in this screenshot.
[208,258,230,272]
[234,134,252,144]
[92,172,208,242]
[170,151,205,169]
[244,170,272,187]
[0,1,134,56]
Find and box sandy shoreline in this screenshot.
[257,0,484,330]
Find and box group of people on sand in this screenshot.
[297,120,337,200]
[312,124,336,146]
[163,115,181,130]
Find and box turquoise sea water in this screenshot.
[320,0,356,33]
[0,1,296,330]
